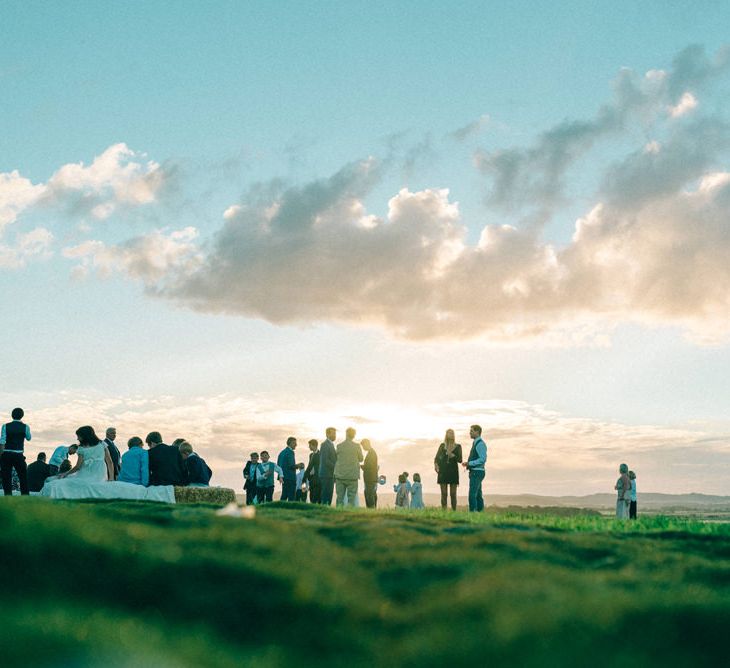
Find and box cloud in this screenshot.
[63,227,201,286]
[0,170,45,231]
[142,144,729,343]
[0,227,53,268]
[11,390,730,495]
[0,144,169,270]
[669,91,698,118]
[41,142,168,220]
[448,114,490,142]
[474,45,730,212]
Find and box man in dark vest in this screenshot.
[361,439,379,508]
[27,452,51,492]
[104,427,121,480]
[0,407,32,495]
[146,431,188,486]
[462,424,487,512]
[303,439,321,504]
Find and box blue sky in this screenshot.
[1,1,729,495]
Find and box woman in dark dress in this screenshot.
[434,429,462,510]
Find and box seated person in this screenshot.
[146,432,187,486]
[59,460,72,474]
[118,436,149,486]
[179,441,212,486]
[27,452,51,492]
[48,443,78,476]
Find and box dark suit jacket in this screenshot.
[362,449,379,484]
[243,461,257,489]
[148,443,188,486]
[303,450,320,485]
[27,460,51,492]
[186,454,212,485]
[104,439,121,478]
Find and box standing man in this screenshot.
[334,427,363,507]
[361,439,379,508]
[27,452,51,492]
[48,443,78,476]
[104,427,121,480]
[462,425,487,512]
[0,408,32,496]
[303,439,321,504]
[146,432,188,486]
[277,437,298,501]
[243,452,259,505]
[318,427,337,505]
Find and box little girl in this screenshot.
[394,473,411,508]
[410,473,424,509]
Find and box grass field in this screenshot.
[0,499,728,667]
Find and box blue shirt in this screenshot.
[118,447,149,486]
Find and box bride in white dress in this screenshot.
[43,425,176,503]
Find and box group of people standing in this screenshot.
[242,424,490,512]
[243,427,382,508]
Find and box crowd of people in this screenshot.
[242,424,490,511]
[0,408,213,497]
[1,407,639,517]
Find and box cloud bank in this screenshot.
[5,46,730,345]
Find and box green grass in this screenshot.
[1,499,728,667]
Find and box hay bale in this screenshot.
[174,486,237,506]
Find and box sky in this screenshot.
[1,1,729,496]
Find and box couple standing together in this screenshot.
[317,427,378,508]
[434,425,487,512]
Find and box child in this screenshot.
[614,463,631,519]
[410,473,424,509]
[295,463,307,502]
[394,473,411,508]
[629,470,637,520]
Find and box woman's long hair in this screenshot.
[444,429,456,457]
[76,425,101,447]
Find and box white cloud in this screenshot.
[669,91,699,118]
[63,226,201,286]
[0,227,53,268]
[0,170,45,231]
[0,144,169,271]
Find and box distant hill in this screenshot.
[458,492,730,510]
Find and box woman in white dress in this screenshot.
[61,426,112,481]
[42,425,176,503]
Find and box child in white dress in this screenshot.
[410,473,424,509]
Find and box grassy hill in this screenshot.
[1,498,728,667]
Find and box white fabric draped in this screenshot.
[41,479,175,503]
